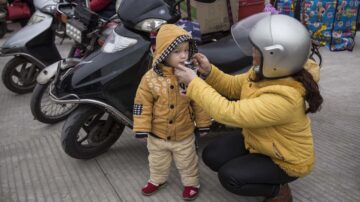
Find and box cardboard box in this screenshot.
[180,0,239,34]
[238,0,265,20]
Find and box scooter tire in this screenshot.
[1,57,39,94]
[30,83,78,124]
[61,105,125,159]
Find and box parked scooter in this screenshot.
[0,0,67,94]
[0,0,117,95]
[30,2,120,124]
[38,0,252,159]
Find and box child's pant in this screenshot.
[147,135,199,186]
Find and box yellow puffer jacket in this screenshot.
[133,65,211,140]
[133,24,211,141]
[186,59,320,177]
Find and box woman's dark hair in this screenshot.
[293,69,323,113]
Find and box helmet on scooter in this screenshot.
[231,13,311,79]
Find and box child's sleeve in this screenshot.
[191,100,212,132]
[133,75,154,138]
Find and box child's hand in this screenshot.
[192,53,212,77]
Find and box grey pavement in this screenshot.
[0,22,359,202]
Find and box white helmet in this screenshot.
[231,13,311,79]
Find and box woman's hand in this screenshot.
[192,53,212,76]
[174,64,197,85]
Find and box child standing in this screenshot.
[132,24,212,200]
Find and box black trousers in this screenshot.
[202,133,297,197]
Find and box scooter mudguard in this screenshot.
[36,61,60,84]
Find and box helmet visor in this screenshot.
[231,12,271,56]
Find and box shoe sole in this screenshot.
[142,182,167,196]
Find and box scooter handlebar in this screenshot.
[56,2,77,22]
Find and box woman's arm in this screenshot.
[187,78,299,128]
[205,65,248,99]
[192,53,248,99]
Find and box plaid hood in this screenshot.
[152,24,197,76]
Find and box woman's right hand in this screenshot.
[192,53,212,76]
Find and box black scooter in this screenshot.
[41,0,252,159]
[0,0,65,94]
[30,2,120,124]
[0,0,117,94]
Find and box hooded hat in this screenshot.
[152,24,197,76]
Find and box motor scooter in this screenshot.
[38,0,252,159]
[29,1,120,124]
[0,0,66,94]
[0,0,119,95]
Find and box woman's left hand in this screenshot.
[174,64,197,85]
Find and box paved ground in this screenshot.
[0,22,359,202]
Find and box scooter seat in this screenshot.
[197,34,252,74]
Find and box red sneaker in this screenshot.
[183,186,200,201]
[141,181,167,196]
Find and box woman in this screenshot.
[174,13,323,202]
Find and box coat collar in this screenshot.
[153,64,174,76]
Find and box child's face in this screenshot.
[165,42,189,68]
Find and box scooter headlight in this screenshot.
[102,30,138,53]
[135,19,166,32]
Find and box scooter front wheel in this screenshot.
[61,105,125,159]
[30,83,78,124]
[1,57,40,94]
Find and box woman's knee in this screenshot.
[202,145,221,171]
[202,133,245,171]
[218,166,246,194]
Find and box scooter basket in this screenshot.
[74,5,99,28]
